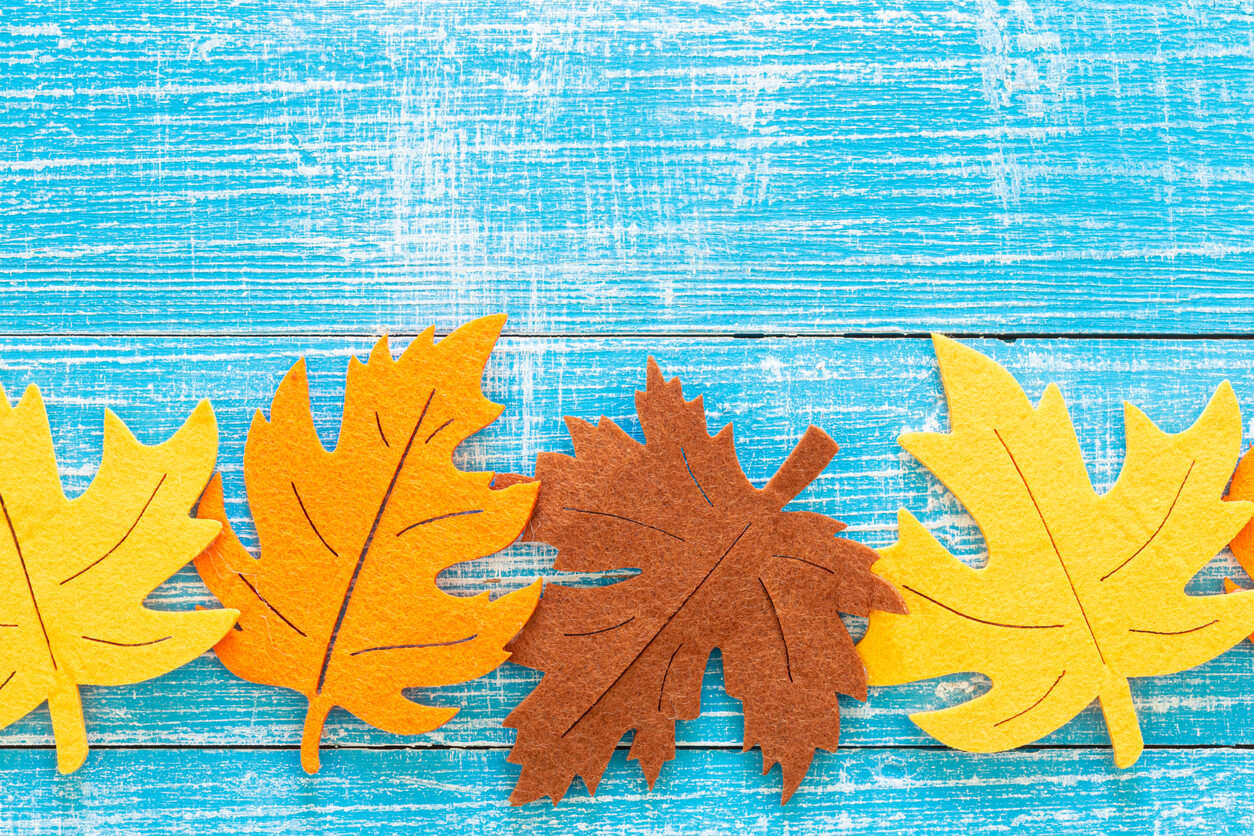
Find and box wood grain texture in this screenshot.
[3,1,1254,335]
[0,747,1250,835]
[8,0,1254,831]
[1,336,1253,777]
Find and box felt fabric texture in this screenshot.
[503,358,903,805]
[195,315,540,774]
[0,387,236,773]
[857,335,1254,768]
[1222,449,1254,629]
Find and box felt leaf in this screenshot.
[195,315,541,774]
[857,335,1254,768]
[0,388,236,773]
[1222,448,1254,623]
[502,359,904,805]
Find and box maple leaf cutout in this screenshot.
[0,388,236,773]
[503,359,904,805]
[857,335,1254,768]
[195,315,541,773]
[1221,450,1254,623]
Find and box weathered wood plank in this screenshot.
[9,0,1254,829]
[3,2,1254,334]
[1,746,1250,834]
[0,334,1251,756]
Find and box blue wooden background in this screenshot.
[4,0,1254,832]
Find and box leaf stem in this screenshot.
[49,672,87,774]
[1099,672,1143,768]
[762,426,838,508]
[300,697,331,774]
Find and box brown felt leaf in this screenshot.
[195,315,540,773]
[503,358,904,805]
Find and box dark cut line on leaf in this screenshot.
[902,585,1065,630]
[0,623,14,628]
[1,493,55,671]
[658,644,683,711]
[560,522,752,738]
[375,412,389,447]
[1100,460,1196,582]
[315,388,434,694]
[0,671,12,692]
[561,507,685,542]
[681,447,712,507]
[426,418,454,445]
[236,572,306,637]
[771,554,834,575]
[995,429,1108,665]
[395,509,484,537]
[60,473,167,585]
[758,578,791,682]
[564,616,635,638]
[351,634,478,656]
[292,481,339,558]
[1129,619,1218,636]
[994,670,1066,727]
[81,634,171,647]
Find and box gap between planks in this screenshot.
[3,743,1254,752]
[11,331,1254,342]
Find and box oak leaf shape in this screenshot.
[0,388,236,773]
[503,359,904,804]
[195,315,541,773]
[857,335,1254,767]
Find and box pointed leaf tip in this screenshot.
[367,335,393,365]
[0,395,231,771]
[505,358,882,802]
[434,314,507,373]
[1209,379,1241,424]
[646,355,664,387]
[101,407,132,444]
[272,357,311,409]
[874,342,1254,768]
[194,317,533,772]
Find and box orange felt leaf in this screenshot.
[1224,447,1254,637]
[195,315,540,773]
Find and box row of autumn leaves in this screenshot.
[6,315,1254,804]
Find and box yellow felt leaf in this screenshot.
[0,386,237,773]
[857,335,1254,768]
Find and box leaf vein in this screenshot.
[994,429,1107,664]
[994,670,1067,727]
[60,474,167,585]
[1100,460,1196,582]
[561,507,685,542]
[902,585,1065,630]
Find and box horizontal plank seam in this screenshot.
[2,743,1251,753]
[4,330,1254,341]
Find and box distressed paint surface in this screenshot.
[0,338,1250,829]
[5,0,1254,832]
[0,747,1250,834]
[2,1,1254,335]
